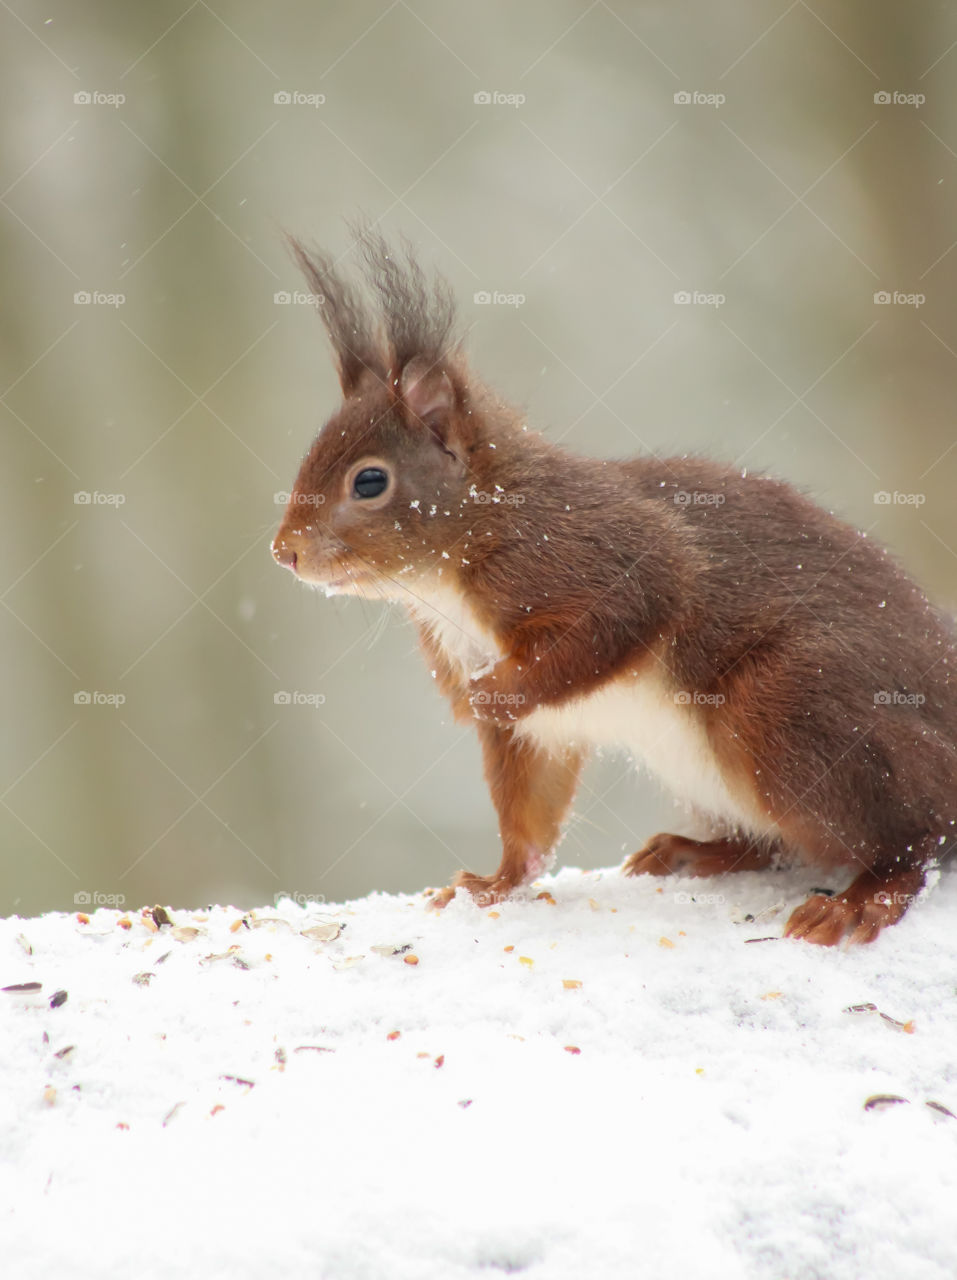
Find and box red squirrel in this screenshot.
[272,232,957,945]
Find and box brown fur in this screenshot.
[431,728,585,910]
[624,833,777,878]
[273,234,957,945]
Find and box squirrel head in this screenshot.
[272,233,500,597]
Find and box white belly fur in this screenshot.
[403,575,773,839]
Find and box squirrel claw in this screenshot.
[784,893,857,945]
[624,833,773,878]
[426,885,457,910]
[430,869,520,910]
[784,868,923,945]
[623,835,692,877]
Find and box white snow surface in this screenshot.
[3,864,957,1280]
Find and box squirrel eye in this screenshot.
[352,467,389,499]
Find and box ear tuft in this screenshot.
[286,235,386,395]
[354,226,457,369]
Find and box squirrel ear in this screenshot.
[398,358,457,435]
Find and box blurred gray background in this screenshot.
[2,0,955,916]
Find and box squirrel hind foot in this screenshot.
[624,833,775,878]
[784,864,927,946]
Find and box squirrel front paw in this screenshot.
[427,868,524,909]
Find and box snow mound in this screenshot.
[3,863,957,1279]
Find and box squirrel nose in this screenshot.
[271,539,298,572]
